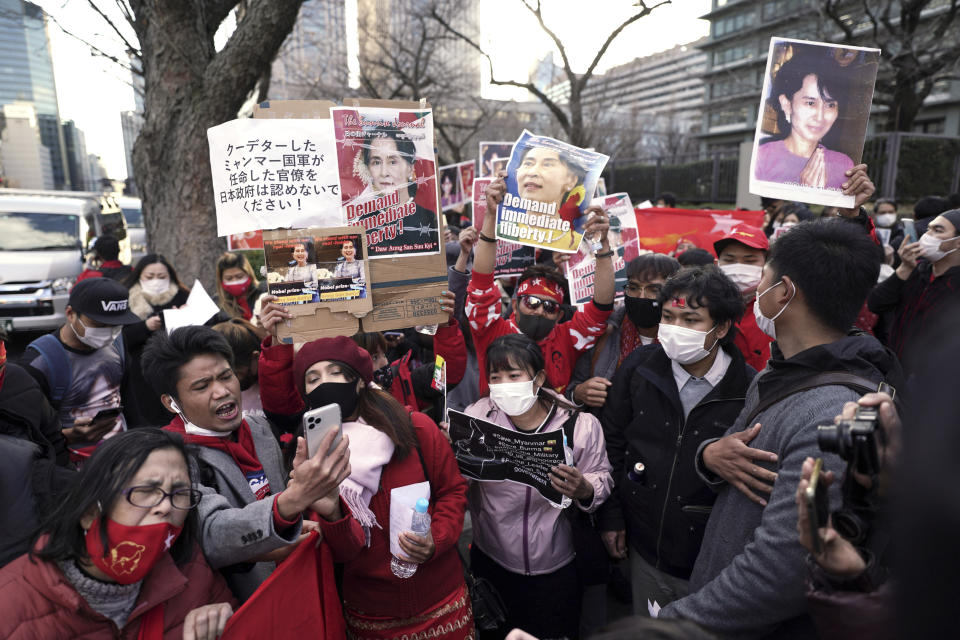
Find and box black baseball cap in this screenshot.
[68,278,141,325]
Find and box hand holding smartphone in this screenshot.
[303,403,343,459]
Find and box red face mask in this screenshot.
[221,277,251,298]
[85,517,183,585]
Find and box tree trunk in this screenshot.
[130,1,304,290]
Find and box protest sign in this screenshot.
[473,177,535,276]
[495,130,609,254]
[749,37,880,208]
[226,230,263,251]
[331,106,441,258]
[207,118,343,236]
[594,176,607,198]
[564,193,641,309]
[478,141,513,178]
[438,163,464,211]
[634,207,765,256]
[162,280,220,334]
[263,229,369,305]
[447,410,567,506]
[457,160,475,198]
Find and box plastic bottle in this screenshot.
[627,462,646,485]
[391,498,431,579]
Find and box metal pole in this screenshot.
[654,157,662,201]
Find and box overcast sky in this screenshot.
[36,0,709,180]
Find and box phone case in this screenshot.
[303,403,343,458]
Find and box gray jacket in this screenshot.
[566,304,626,402]
[194,415,301,601]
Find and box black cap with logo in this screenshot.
[68,278,141,325]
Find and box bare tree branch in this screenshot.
[85,0,140,57]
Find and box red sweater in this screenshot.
[465,269,611,395]
[320,413,468,617]
[0,541,236,639]
[733,295,773,373]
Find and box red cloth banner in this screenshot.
[633,207,765,257]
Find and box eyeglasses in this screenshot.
[624,283,663,300]
[519,295,560,315]
[122,485,202,510]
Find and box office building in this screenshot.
[61,119,91,191]
[272,0,350,99]
[0,102,54,189]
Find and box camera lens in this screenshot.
[832,509,867,545]
[817,424,840,454]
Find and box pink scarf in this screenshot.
[340,419,395,544]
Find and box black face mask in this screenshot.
[624,296,661,329]
[372,364,395,390]
[516,311,556,342]
[306,381,359,420]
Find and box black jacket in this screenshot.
[600,342,756,579]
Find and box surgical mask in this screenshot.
[140,277,170,296]
[306,380,359,420]
[753,280,796,340]
[372,364,395,390]
[875,213,897,228]
[658,323,717,365]
[71,319,121,350]
[719,263,763,294]
[919,232,959,262]
[222,276,251,298]
[489,380,540,416]
[85,517,183,585]
[516,312,556,342]
[624,296,660,328]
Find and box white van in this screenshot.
[117,195,146,261]
[0,190,130,333]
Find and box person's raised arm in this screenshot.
[474,174,506,275]
[583,205,614,306]
[454,226,477,274]
[837,164,875,219]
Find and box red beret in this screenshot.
[293,335,374,393]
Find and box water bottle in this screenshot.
[391,498,431,579]
[628,462,646,485]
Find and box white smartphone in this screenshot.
[303,403,343,459]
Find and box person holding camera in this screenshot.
[795,392,899,640]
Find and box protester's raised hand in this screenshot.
[485,175,507,219]
[399,529,435,564]
[279,431,351,520]
[549,464,594,502]
[896,240,922,278]
[573,377,612,407]
[439,290,456,319]
[145,314,163,332]
[551,251,571,267]
[601,529,628,560]
[799,147,826,189]
[839,164,875,215]
[258,294,292,334]
[459,226,478,255]
[795,456,866,578]
[702,423,779,506]
[582,205,610,247]
[182,602,233,640]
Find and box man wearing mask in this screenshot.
[659,220,901,637]
[21,278,142,451]
[868,209,960,367]
[144,326,350,600]
[466,175,614,396]
[599,266,755,613]
[714,224,773,372]
[567,253,681,409]
[870,199,903,261]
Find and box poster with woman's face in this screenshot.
[495,130,609,254]
[439,164,464,211]
[263,231,368,305]
[478,142,514,178]
[330,107,440,258]
[749,38,880,208]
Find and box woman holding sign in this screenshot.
[463,333,613,640]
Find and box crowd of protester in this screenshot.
[0,162,958,640]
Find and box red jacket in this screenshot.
[0,541,237,639]
[320,413,468,617]
[733,295,772,372]
[465,269,611,396]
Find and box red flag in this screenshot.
[634,207,765,257]
[221,532,345,639]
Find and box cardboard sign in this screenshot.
[564,192,641,309]
[496,130,609,254]
[263,229,370,305]
[749,38,880,208]
[448,410,567,506]
[472,177,535,276]
[207,118,343,236]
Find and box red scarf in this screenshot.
[164,416,270,500]
[618,316,644,366]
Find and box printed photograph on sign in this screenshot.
[226,230,264,251]
[263,232,367,305]
[330,106,440,258]
[473,177,535,276]
[478,141,513,178]
[439,164,464,211]
[749,38,880,208]
[207,118,344,237]
[457,160,475,198]
[496,130,609,254]
[564,193,641,309]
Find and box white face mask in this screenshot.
[169,399,230,437]
[918,232,959,262]
[489,380,539,416]
[874,213,897,228]
[140,277,170,296]
[753,280,796,340]
[719,263,763,294]
[71,318,122,349]
[658,323,718,365]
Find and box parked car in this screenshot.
[117,195,146,261]
[0,190,130,333]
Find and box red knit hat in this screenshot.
[293,335,374,392]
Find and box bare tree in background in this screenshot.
[432,0,671,148]
[79,1,305,288]
[821,0,960,131]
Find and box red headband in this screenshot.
[517,277,563,302]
